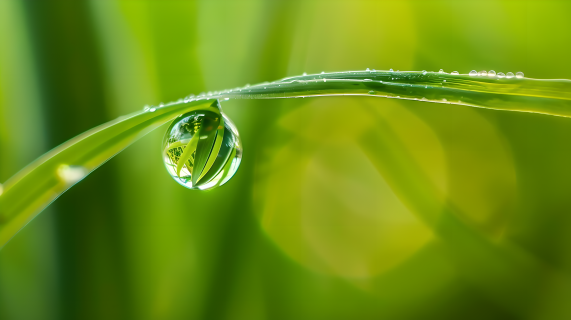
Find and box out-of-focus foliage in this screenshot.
[1,1,571,319]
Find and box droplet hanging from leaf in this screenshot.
[162,100,242,190]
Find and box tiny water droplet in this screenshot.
[451,71,459,75]
[469,70,478,76]
[323,79,327,82]
[302,72,307,76]
[442,98,448,102]
[372,69,376,72]
[443,80,447,82]
[321,71,325,74]
[506,72,515,79]
[488,70,496,77]
[150,107,156,112]
[497,72,505,78]
[162,101,242,190]
[57,165,88,185]
[143,105,150,112]
[516,72,524,78]
[389,69,394,72]
[479,70,487,76]
[439,69,444,73]
[422,70,427,74]
[224,98,230,101]
[159,103,164,108]
[366,68,370,71]
[264,87,267,89]
[368,90,375,94]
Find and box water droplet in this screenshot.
[443,80,447,82]
[368,90,375,94]
[321,71,325,74]
[264,87,267,89]
[366,68,370,71]
[323,79,327,82]
[488,70,496,77]
[422,70,427,75]
[143,105,150,112]
[389,69,394,72]
[372,69,376,72]
[302,72,307,76]
[57,165,88,185]
[516,72,524,78]
[162,100,242,190]
[150,108,156,112]
[497,72,506,78]
[479,70,487,76]
[224,98,230,101]
[439,69,444,73]
[506,72,515,79]
[469,70,478,76]
[442,98,448,102]
[451,71,459,75]
[159,103,164,108]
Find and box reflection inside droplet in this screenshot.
[162,100,242,190]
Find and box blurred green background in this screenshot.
[2,0,571,319]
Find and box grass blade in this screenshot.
[0,100,213,248]
[2,69,571,247]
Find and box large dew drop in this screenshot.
[162,100,242,190]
